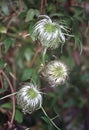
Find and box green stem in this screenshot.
[42,47,47,65]
[41,107,61,130]
[51,115,59,120]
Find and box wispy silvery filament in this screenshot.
[39,60,68,87]
[34,15,71,49]
[16,83,42,114]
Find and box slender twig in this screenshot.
[42,47,47,65]
[9,72,17,81]
[40,0,44,15]
[0,70,15,126]
[9,66,17,90]
[19,0,23,14]
[51,115,59,121]
[0,92,17,101]
[41,107,61,130]
[29,42,42,67]
[0,75,4,88]
[56,0,59,12]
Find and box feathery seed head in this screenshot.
[39,60,68,87]
[16,83,42,114]
[34,15,70,49]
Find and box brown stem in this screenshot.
[40,0,44,15]
[19,0,23,14]
[0,75,4,88]
[29,43,42,67]
[9,71,17,90]
[56,0,59,12]
[0,70,15,127]
[8,0,16,12]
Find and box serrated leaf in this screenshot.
[0,26,7,34]
[15,109,23,123]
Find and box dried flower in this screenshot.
[34,15,70,49]
[16,83,42,114]
[39,60,68,87]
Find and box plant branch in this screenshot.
[0,70,15,126]
[29,42,42,67]
[0,75,4,88]
[0,92,17,101]
[41,107,61,130]
[40,0,44,15]
[19,0,23,14]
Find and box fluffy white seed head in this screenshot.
[33,15,70,49]
[16,83,42,114]
[39,60,68,87]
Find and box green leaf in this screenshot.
[4,37,15,52]
[72,6,83,17]
[0,60,5,69]
[24,48,34,61]
[60,56,75,70]
[32,70,40,85]
[74,32,83,54]
[63,98,77,108]
[14,109,23,123]
[25,9,39,22]
[0,88,7,94]
[81,73,89,82]
[34,9,40,16]
[0,102,12,109]
[0,26,7,34]
[0,1,10,15]
[21,68,33,81]
[78,97,87,108]
[25,9,35,22]
[0,103,23,123]
[29,21,35,40]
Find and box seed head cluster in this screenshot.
[16,15,70,114]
